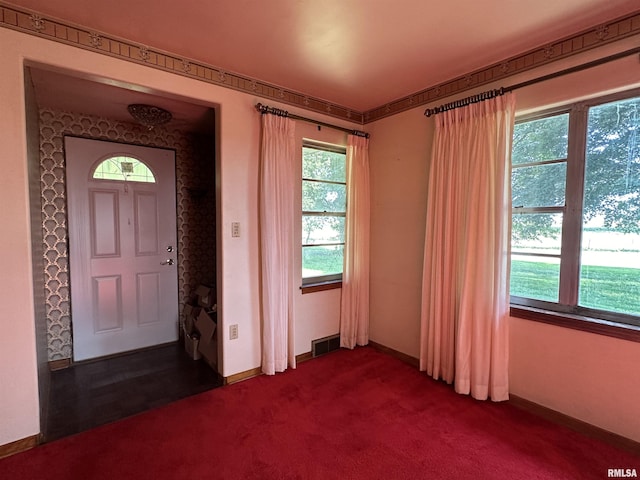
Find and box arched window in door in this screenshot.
[92,155,156,183]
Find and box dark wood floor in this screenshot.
[45,342,222,442]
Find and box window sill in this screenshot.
[301,281,342,294]
[510,305,640,343]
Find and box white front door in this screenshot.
[66,137,178,361]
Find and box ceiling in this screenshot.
[29,68,215,133]
[11,0,640,129]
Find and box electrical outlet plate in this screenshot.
[229,324,238,340]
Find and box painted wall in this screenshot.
[368,106,431,357]
[510,318,640,442]
[0,30,40,447]
[367,37,640,442]
[24,68,49,436]
[0,26,358,446]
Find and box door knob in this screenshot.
[161,259,175,266]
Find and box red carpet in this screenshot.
[1,347,638,479]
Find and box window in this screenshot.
[92,156,156,183]
[510,90,640,328]
[301,141,347,285]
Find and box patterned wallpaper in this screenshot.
[39,108,216,361]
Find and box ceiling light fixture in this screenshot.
[127,104,172,129]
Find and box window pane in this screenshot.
[302,216,345,245]
[583,96,640,228]
[302,180,346,212]
[93,156,155,183]
[580,262,640,316]
[302,245,344,278]
[303,147,346,182]
[512,114,569,165]
[302,143,346,282]
[579,96,640,316]
[512,213,562,255]
[512,163,566,207]
[510,255,560,302]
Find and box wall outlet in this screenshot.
[229,324,238,340]
[231,222,240,238]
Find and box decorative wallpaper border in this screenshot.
[0,2,639,125]
[0,2,362,124]
[364,12,640,122]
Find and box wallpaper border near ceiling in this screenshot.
[366,13,640,122]
[0,2,639,125]
[0,2,363,124]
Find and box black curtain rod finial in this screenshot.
[255,103,290,117]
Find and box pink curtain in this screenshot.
[340,134,370,349]
[260,114,296,375]
[419,94,515,401]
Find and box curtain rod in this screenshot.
[255,103,369,138]
[424,88,505,117]
[424,45,640,117]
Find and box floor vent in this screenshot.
[311,334,340,358]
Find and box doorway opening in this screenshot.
[24,64,220,441]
